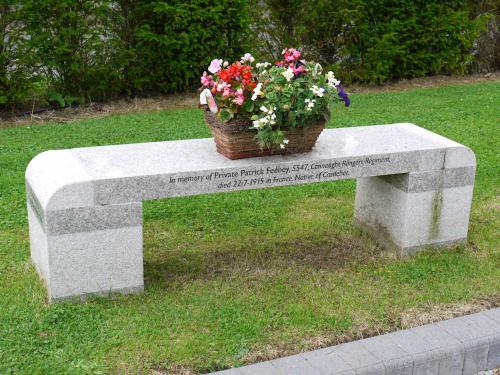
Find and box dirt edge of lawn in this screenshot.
[149,295,499,374]
[1,71,498,129]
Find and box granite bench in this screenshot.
[26,123,476,302]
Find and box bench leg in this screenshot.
[28,201,144,302]
[354,167,475,256]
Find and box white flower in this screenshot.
[252,83,263,101]
[282,68,294,82]
[326,71,340,87]
[311,85,325,97]
[312,63,323,77]
[280,144,286,149]
[260,105,268,113]
[252,117,270,129]
[241,53,255,63]
[283,139,289,145]
[256,62,271,69]
[223,61,229,67]
[305,98,316,111]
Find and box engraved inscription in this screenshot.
[167,156,392,192]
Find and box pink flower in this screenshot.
[290,64,306,75]
[240,53,255,63]
[233,95,244,105]
[216,81,230,92]
[208,59,223,74]
[201,71,214,87]
[283,48,301,62]
[233,89,244,105]
[223,87,233,96]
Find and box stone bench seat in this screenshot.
[26,123,476,302]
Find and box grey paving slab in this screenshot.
[329,341,386,374]
[301,347,355,374]
[207,309,500,375]
[387,328,441,375]
[209,369,244,375]
[360,334,413,375]
[269,353,321,374]
[239,361,280,374]
[409,324,464,375]
[437,314,490,374]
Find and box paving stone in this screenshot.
[269,353,321,374]
[300,347,355,374]
[437,314,496,374]
[483,309,500,324]
[387,329,441,375]
[409,324,464,375]
[239,361,280,375]
[209,369,244,375]
[330,341,386,374]
[360,334,413,375]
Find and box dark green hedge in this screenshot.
[0,0,249,110]
[254,0,493,84]
[0,0,495,110]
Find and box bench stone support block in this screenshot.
[28,201,144,302]
[354,167,474,255]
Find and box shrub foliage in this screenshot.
[256,0,492,84]
[0,0,495,110]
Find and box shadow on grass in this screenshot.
[143,229,386,287]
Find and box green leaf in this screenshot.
[242,100,254,113]
[218,109,233,123]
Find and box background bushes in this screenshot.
[254,0,495,84]
[0,0,249,111]
[0,0,497,112]
[114,0,249,95]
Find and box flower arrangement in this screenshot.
[200,48,350,152]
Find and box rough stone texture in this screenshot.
[360,334,413,375]
[29,200,144,302]
[268,353,319,374]
[300,347,355,374]
[409,324,464,374]
[437,313,500,375]
[380,166,475,193]
[354,176,474,255]
[208,309,500,375]
[329,341,386,374]
[26,123,477,301]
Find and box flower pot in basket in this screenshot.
[199,48,350,160]
[204,110,325,160]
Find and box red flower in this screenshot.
[219,69,232,83]
[242,70,252,81]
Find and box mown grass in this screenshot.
[0,82,499,374]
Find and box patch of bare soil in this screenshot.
[1,71,498,128]
[0,94,198,128]
[348,70,499,93]
[144,232,383,285]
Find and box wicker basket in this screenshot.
[204,110,325,160]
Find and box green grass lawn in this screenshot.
[0,82,499,374]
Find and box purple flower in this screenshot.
[337,85,350,107]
